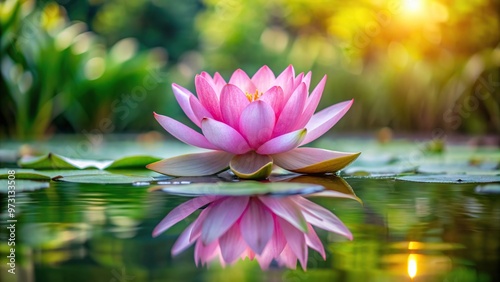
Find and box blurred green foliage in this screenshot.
[1,0,499,139]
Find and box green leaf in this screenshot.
[397,174,500,184]
[0,168,52,180]
[149,181,324,196]
[18,153,160,170]
[0,179,49,193]
[57,173,154,184]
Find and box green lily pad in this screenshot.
[343,164,417,176]
[0,179,50,193]
[149,181,324,196]
[397,174,500,184]
[417,164,499,175]
[0,168,52,180]
[57,173,154,184]
[18,153,161,170]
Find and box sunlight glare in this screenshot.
[408,254,418,279]
[402,0,424,14]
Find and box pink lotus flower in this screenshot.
[147,65,360,179]
[152,195,352,269]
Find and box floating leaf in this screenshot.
[57,173,154,184]
[0,179,50,193]
[149,181,324,196]
[397,174,500,184]
[417,164,499,175]
[0,168,52,180]
[343,164,417,177]
[18,153,160,170]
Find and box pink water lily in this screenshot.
[147,65,360,179]
[152,195,352,269]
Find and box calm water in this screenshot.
[1,177,499,282]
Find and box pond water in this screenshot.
[1,177,499,282]
[1,137,499,282]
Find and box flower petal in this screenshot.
[153,195,217,237]
[219,223,247,264]
[171,222,197,256]
[240,198,274,255]
[273,83,307,136]
[305,224,326,259]
[201,196,249,244]
[229,151,273,180]
[194,238,220,267]
[277,217,308,270]
[146,151,233,176]
[153,113,218,150]
[189,94,213,123]
[259,196,308,232]
[229,69,256,94]
[213,72,227,93]
[294,196,352,239]
[220,84,250,130]
[251,65,275,92]
[294,75,327,130]
[172,83,204,127]
[275,65,295,96]
[272,147,360,174]
[301,99,353,145]
[195,75,222,119]
[256,129,306,155]
[259,86,284,117]
[201,118,251,154]
[239,100,275,148]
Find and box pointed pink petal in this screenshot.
[153,113,218,150]
[305,224,326,259]
[219,223,247,264]
[293,73,304,90]
[146,151,233,176]
[273,83,307,136]
[294,75,327,130]
[153,195,217,237]
[240,198,274,255]
[195,75,222,120]
[277,217,308,270]
[259,86,284,117]
[201,196,249,244]
[239,100,275,148]
[258,196,308,232]
[220,84,250,130]
[256,129,306,155]
[251,65,275,92]
[229,69,256,94]
[275,65,295,96]
[277,244,298,269]
[171,222,197,256]
[213,72,227,93]
[194,238,220,266]
[172,83,204,127]
[201,118,251,154]
[189,94,213,123]
[301,99,353,145]
[294,197,352,239]
[303,71,312,90]
[272,147,359,173]
[190,206,211,242]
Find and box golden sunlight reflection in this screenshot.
[402,0,425,14]
[407,253,418,279]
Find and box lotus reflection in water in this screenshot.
[153,194,352,269]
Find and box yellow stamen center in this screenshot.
[245,90,262,102]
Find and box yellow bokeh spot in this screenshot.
[402,0,425,14]
[408,254,418,279]
[245,90,262,102]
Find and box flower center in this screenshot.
[245,90,262,102]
